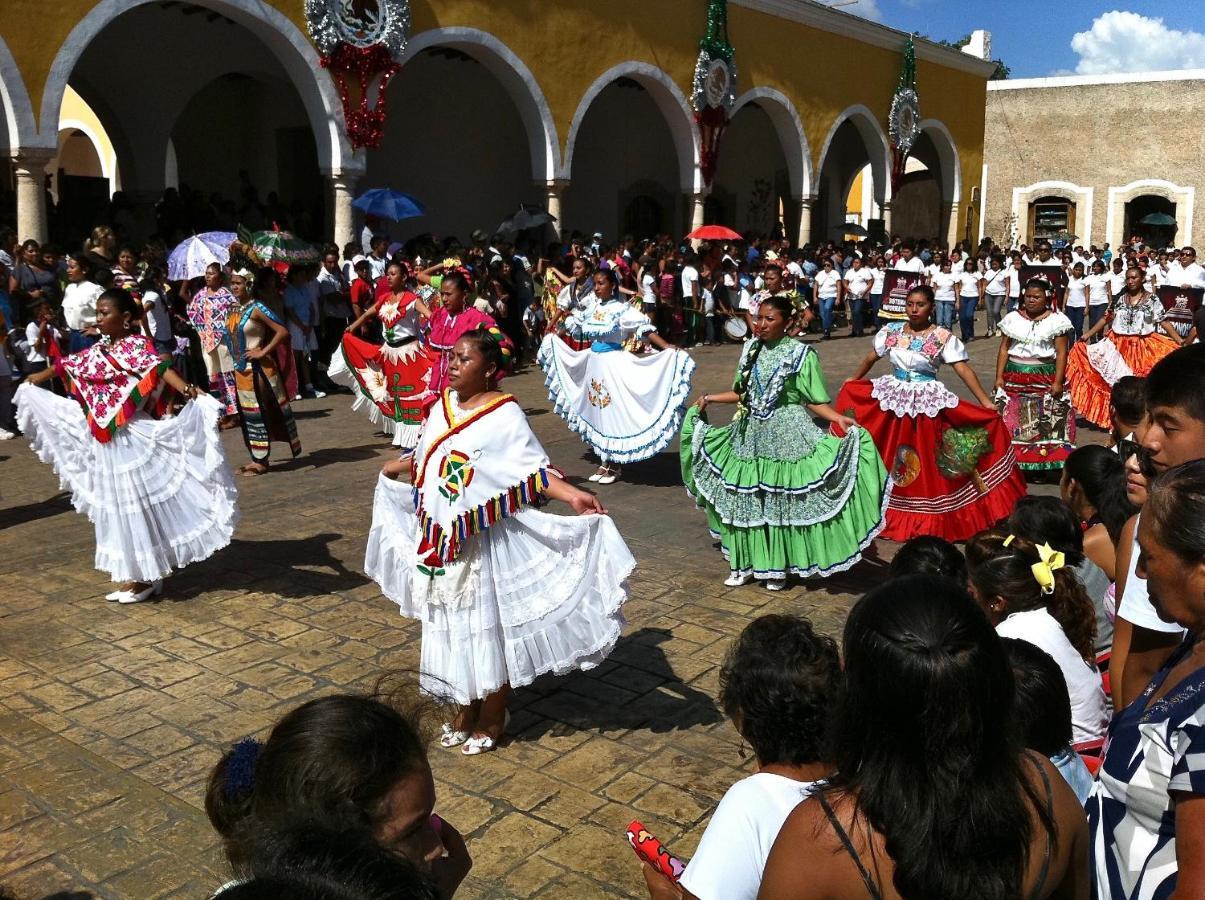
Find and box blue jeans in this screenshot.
[1066,306,1085,340]
[958,295,979,341]
[936,300,956,329]
[869,292,882,329]
[850,296,867,335]
[819,296,837,334]
[1089,304,1107,332]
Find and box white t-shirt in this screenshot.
[931,270,958,302]
[925,263,943,283]
[1117,514,1186,635]
[1085,273,1111,306]
[983,268,1010,297]
[22,320,60,364]
[869,267,885,293]
[679,773,819,900]
[1108,271,1126,296]
[1008,267,1024,298]
[641,272,657,306]
[813,269,842,299]
[957,271,983,297]
[142,290,173,342]
[681,266,700,303]
[1167,260,1205,288]
[996,608,1109,743]
[844,268,873,298]
[1064,276,1087,309]
[894,256,926,273]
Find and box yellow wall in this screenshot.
[5,1,988,224]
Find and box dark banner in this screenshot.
[1021,264,1067,310]
[880,269,926,320]
[1156,285,1204,337]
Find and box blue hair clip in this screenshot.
[224,737,262,799]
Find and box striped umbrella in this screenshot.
[250,225,321,265]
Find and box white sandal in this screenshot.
[439,724,470,748]
[461,734,497,756]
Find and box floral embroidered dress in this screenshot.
[1066,293,1181,428]
[14,335,236,584]
[538,298,695,464]
[364,390,634,704]
[186,287,238,416]
[834,323,1025,542]
[681,338,890,582]
[226,302,301,464]
[328,290,435,450]
[425,305,497,395]
[998,310,1077,470]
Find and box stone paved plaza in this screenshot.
[0,332,1070,898]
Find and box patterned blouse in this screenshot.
[1109,293,1166,337]
[1087,637,1205,899]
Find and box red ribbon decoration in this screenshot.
[321,43,400,150]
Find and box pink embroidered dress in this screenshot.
[425,305,497,395]
[186,287,238,415]
[14,335,237,585]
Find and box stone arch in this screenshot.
[401,27,559,183]
[816,104,891,204]
[38,0,352,172]
[1012,180,1094,247]
[731,86,812,198]
[563,61,699,192]
[814,104,891,241]
[0,34,37,152]
[916,119,960,207]
[56,119,117,192]
[1107,178,1195,248]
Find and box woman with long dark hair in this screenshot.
[424,269,496,396]
[1061,444,1138,581]
[759,575,1090,899]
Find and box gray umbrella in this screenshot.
[1139,212,1177,227]
[833,222,869,237]
[498,205,557,233]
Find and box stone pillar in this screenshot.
[543,179,568,238]
[797,196,815,248]
[689,190,708,237]
[881,201,893,241]
[12,149,55,243]
[327,170,361,251]
[946,201,962,249]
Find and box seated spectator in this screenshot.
[759,575,1089,899]
[968,529,1108,744]
[206,687,471,898]
[887,535,967,585]
[1007,495,1115,655]
[214,820,439,900]
[1061,445,1137,583]
[642,615,838,900]
[1088,460,1205,898]
[1003,638,1094,803]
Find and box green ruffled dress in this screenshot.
[681,338,890,581]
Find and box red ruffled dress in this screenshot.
[834,323,1026,542]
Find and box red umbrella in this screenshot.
[685,224,742,241]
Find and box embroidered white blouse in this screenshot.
[999,310,1074,360]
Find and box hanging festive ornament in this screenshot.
[691,0,737,188]
[888,35,921,194]
[305,0,411,150]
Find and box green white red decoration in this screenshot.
[305,0,411,150]
[889,36,920,193]
[691,0,737,187]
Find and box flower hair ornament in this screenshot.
[1004,535,1065,595]
[485,325,514,368]
[223,737,262,800]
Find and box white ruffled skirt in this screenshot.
[537,335,695,464]
[365,473,634,704]
[15,383,238,583]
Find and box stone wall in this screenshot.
[983,73,1205,249]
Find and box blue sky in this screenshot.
[849,1,1205,77]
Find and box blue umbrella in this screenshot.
[352,188,426,221]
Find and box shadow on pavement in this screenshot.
[0,491,73,529]
[166,533,370,599]
[576,452,683,488]
[279,443,384,471]
[510,628,721,741]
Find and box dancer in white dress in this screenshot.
[538,269,695,484]
[366,327,634,756]
[16,289,237,603]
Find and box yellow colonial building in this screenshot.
[1,0,995,249]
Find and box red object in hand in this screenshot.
[626,820,686,883]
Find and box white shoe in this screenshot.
[461,734,497,756]
[312,390,327,399]
[598,467,621,485]
[0,429,15,440]
[724,572,753,587]
[439,724,470,748]
[116,581,164,604]
[292,394,302,402]
[588,469,605,483]
[764,579,787,592]
[105,588,128,601]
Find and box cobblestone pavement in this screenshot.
[0,330,1085,898]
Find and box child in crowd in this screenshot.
[887,535,968,586]
[1108,375,1146,448]
[522,295,546,356]
[1002,638,1096,803]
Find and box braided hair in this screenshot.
[736,295,795,405]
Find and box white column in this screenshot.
[797,196,815,248]
[946,200,961,248]
[881,200,893,241]
[13,149,54,243]
[543,179,568,238]
[689,190,707,236]
[327,170,361,251]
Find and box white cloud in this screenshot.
[1070,11,1205,74]
[839,0,885,23]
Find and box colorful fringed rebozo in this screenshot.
[411,391,553,575]
[55,334,174,443]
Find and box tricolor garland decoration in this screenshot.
[888,35,921,194]
[690,0,737,188]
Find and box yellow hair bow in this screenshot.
[1030,542,1065,595]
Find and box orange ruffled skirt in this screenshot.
[1066,333,1179,428]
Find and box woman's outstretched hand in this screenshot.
[567,488,606,516]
